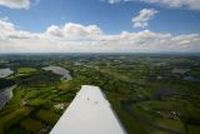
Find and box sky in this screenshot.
[0,0,200,53]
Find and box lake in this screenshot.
[0,68,14,78]
[43,66,72,80]
[0,85,16,109]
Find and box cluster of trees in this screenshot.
[0,78,15,89]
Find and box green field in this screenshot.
[16,67,37,76]
[0,54,199,134]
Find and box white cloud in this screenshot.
[47,23,102,37]
[137,0,200,10]
[132,8,158,28]
[106,0,122,4]
[0,0,31,9]
[0,19,200,53]
[105,0,200,10]
[0,19,38,40]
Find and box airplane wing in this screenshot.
[50,85,126,134]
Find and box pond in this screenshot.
[184,76,200,82]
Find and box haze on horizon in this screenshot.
[0,0,200,53]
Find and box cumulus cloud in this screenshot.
[132,8,158,28]
[105,0,200,10]
[46,23,102,38]
[0,19,200,53]
[0,0,31,9]
[0,19,38,40]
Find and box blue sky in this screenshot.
[1,0,200,34]
[0,0,200,53]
